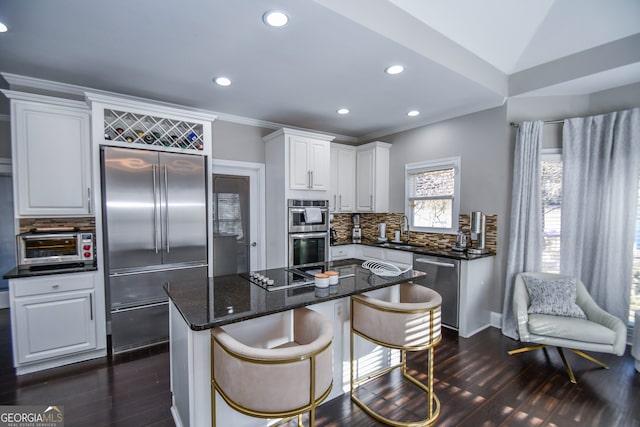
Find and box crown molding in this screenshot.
[2,72,359,142]
[1,89,89,110]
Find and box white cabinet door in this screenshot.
[289,136,330,190]
[309,139,330,190]
[13,101,91,216]
[289,136,311,190]
[356,142,390,213]
[330,144,356,212]
[14,289,96,364]
[330,148,339,211]
[356,148,375,211]
[336,147,356,211]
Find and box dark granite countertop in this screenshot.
[165,258,426,331]
[3,264,98,279]
[332,239,495,261]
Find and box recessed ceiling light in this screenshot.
[337,108,350,115]
[407,110,420,117]
[263,10,289,27]
[0,23,7,33]
[213,76,231,87]
[385,65,404,75]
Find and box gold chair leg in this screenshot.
[569,349,609,369]
[507,344,548,355]
[556,347,577,384]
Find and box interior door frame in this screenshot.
[0,157,14,309]
[211,159,266,273]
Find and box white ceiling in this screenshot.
[0,0,639,141]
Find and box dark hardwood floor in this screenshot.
[1,308,638,426]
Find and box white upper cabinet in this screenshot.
[288,135,331,191]
[330,143,356,212]
[4,91,92,216]
[356,141,391,212]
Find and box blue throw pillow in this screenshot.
[522,274,587,319]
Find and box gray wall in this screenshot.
[381,105,512,314]
[211,120,270,163]
[377,82,640,318]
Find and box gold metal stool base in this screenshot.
[508,344,609,384]
[351,346,440,426]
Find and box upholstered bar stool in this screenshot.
[350,283,442,426]
[211,307,333,426]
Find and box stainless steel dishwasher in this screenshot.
[412,253,459,329]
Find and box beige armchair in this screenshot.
[509,272,627,383]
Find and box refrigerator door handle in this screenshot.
[152,164,159,253]
[164,163,170,253]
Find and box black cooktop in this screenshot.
[239,264,329,291]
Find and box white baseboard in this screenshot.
[0,291,8,309]
[490,311,502,328]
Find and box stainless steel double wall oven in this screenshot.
[287,199,329,267]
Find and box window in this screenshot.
[213,192,244,240]
[405,157,460,233]
[541,151,562,273]
[540,151,639,324]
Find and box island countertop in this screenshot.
[164,258,425,331]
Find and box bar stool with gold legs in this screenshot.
[350,283,442,426]
[211,307,334,426]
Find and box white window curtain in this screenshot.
[502,121,543,340]
[560,108,640,323]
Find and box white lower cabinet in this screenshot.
[9,271,105,374]
[329,244,355,260]
[354,245,412,268]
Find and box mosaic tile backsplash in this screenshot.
[331,212,497,253]
[19,217,96,234]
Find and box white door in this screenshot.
[211,160,265,273]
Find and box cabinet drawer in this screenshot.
[360,246,384,260]
[13,272,95,297]
[330,245,354,260]
[384,249,412,267]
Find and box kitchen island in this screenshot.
[165,258,425,427]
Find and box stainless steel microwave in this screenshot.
[17,231,95,267]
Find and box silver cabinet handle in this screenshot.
[152,165,159,253]
[307,170,312,189]
[370,194,374,211]
[87,187,92,214]
[333,195,336,208]
[89,293,93,321]
[310,170,314,188]
[251,241,257,247]
[164,164,170,253]
[51,284,59,289]
[339,195,342,210]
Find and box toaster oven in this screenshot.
[17,231,95,268]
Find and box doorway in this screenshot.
[0,159,15,309]
[211,160,265,275]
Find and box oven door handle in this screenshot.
[289,232,329,239]
[21,233,77,240]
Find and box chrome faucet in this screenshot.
[401,214,410,243]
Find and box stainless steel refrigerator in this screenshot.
[101,146,208,353]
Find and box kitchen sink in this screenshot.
[392,245,415,249]
[377,242,421,250]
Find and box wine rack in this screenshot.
[103,109,204,151]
